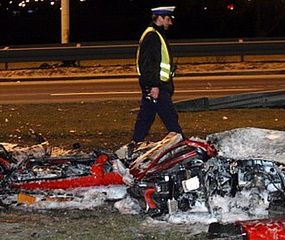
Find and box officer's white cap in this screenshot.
[151,6,176,18]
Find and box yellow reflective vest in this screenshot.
[136,27,171,82]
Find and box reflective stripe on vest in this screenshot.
[136,27,171,82]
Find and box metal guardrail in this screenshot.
[1,39,285,64]
[174,90,285,112]
[0,43,137,63]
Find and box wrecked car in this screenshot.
[114,128,285,223]
[2,128,285,239]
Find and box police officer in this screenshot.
[132,6,184,143]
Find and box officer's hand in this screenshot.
[150,87,159,99]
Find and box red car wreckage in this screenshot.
[208,218,285,240]
[0,146,123,190]
[0,132,213,192]
[1,132,285,240]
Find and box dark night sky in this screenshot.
[1,0,285,46]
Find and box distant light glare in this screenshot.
[19,2,26,7]
[227,4,236,11]
[2,0,89,11]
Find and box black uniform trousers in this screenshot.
[133,89,183,142]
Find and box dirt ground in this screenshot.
[1,101,285,151]
[1,59,285,79]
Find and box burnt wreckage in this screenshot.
[0,140,123,191]
[115,131,285,217]
[1,128,285,239]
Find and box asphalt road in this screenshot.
[0,74,285,104]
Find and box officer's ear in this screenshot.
[155,15,164,25]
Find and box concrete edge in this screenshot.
[0,69,285,82]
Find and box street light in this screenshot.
[61,0,69,44]
[61,0,76,66]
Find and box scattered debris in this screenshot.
[1,128,285,239]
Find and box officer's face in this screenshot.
[160,16,173,30]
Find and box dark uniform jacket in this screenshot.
[137,22,175,96]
